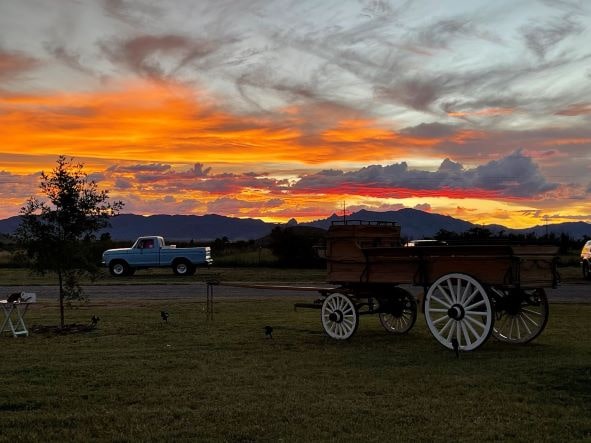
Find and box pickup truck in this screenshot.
[102,236,212,276]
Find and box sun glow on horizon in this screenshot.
[0,80,589,229]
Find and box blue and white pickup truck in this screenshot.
[102,236,212,276]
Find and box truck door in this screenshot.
[135,238,160,266]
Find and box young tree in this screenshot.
[16,156,123,328]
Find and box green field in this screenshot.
[1,295,590,442]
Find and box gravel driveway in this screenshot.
[0,282,588,303]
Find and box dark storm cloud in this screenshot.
[469,151,557,196]
[294,151,558,198]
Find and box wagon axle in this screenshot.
[328,310,344,323]
[447,304,465,321]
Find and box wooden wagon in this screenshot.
[307,220,559,352]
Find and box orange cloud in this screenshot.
[292,183,505,200]
[1,80,301,166]
[0,79,581,227]
[0,79,457,170]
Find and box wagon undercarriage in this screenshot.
[310,220,558,352]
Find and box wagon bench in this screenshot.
[306,220,558,351]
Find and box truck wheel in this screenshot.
[109,261,129,277]
[173,260,195,276]
[583,261,590,280]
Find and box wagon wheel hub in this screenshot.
[389,299,405,317]
[447,304,465,321]
[329,310,344,323]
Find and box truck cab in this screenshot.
[131,236,166,267]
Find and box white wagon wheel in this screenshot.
[321,292,359,340]
[378,287,417,334]
[425,273,494,351]
[490,287,549,344]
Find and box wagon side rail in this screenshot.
[327,243,560,289]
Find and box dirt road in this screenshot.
[0,282,588,303]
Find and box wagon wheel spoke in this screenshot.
[432,314,449,326]
[430,295,451,308]
[321,293,359,340]
[491,288,549,344]
[436,284,455,306]
[378,287,418,335]
[425,273,494,351]
[460,322,472,347]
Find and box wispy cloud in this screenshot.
[101,0,164,26]
[0,47,40,80]
[520,14,584,59]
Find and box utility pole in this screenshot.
[543,215,549,237]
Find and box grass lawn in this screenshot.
[1,296,590,442]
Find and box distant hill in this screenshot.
[303,208,475,240]
[508,221,591,239]
[101,214,276,241]
[0,210,589,241]
[0,214,276,242]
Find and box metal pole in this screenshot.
[206,282,215,320]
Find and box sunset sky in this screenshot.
[1,0,590,228]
